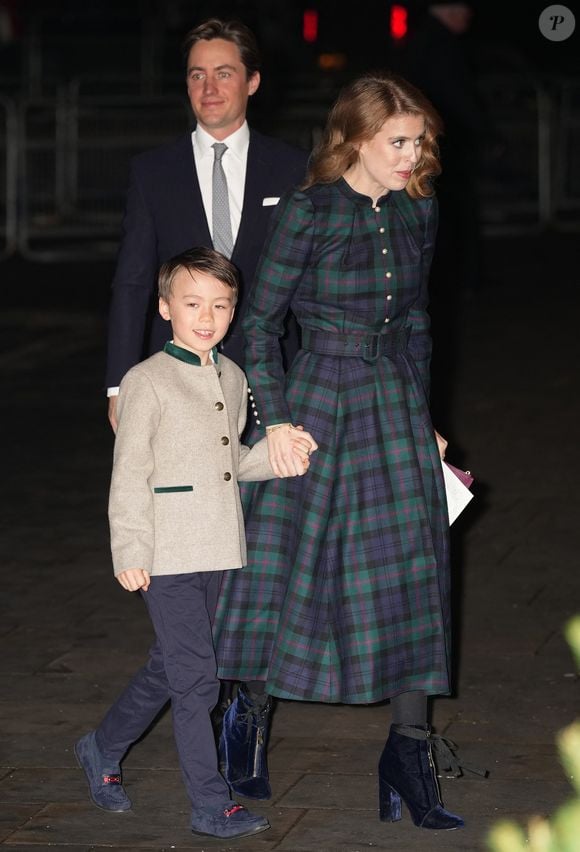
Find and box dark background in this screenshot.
[0,1,577,91]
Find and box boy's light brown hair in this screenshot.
[158,246,239,303]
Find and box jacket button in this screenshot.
[223,472,232,481]
[221,436,229,445]
[215,401,224,411]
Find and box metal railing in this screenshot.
[16,86,191,260]
[0,96,18,259]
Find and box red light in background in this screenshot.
[303,9,318,43]
[390,4,408,40]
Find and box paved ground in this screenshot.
[1,230,579,851]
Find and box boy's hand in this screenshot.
[116,568,150,592]
[266,424,318,478]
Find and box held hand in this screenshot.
[266,424,318,478]
[108,396,118,434]
[291,443,311,473]
[291,424,318,454]
[435,430,448,461]
[116,568,151,592]
[290,425,317,473]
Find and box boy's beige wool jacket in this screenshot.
[108,349,273,576]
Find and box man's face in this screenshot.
[186,38,260,139]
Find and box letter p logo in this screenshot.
[539,5,576,41]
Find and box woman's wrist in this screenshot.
[265,422,293,434]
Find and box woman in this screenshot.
[214,71,465,830]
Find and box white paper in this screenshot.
[442,461,474,525]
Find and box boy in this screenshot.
[75,247,316,840]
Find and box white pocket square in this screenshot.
[262,197,280,206]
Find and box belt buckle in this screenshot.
[362,333,381,363]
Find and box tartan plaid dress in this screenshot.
[214,178,452,703]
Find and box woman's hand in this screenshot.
[435,430,448,460]
[266,424,318,477]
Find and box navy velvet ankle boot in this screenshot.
[378,724,465,830]
[219,685,272,800]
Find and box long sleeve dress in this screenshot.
[213,177,452,704]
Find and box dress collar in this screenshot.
[336,176,393,207]
[164,340,218,367]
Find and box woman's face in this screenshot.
[347,113,426,200]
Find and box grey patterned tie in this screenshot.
[211,142,234,258]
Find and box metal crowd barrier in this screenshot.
[16,88,191,260]
[474,71,544,234]
[0,96,18,259]
[554,78,580,227]
[0,74,577,261]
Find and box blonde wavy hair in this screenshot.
[304,71,443,199]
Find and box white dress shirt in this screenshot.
[193,121,249,247]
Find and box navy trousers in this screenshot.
[95,572,230,807]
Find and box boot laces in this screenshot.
[391,724,488,779]
[237,701,271,743]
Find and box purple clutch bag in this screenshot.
[443,462,474,490]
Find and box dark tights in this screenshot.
[245,680,266,695]
[243,681,427,726]
[390,690,428,726]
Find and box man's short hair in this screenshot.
[182,18,261,79]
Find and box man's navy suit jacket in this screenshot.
[105,129,309,388]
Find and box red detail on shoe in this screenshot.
[102,774,122,785]
[224,805,245,818]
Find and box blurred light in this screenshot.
[390,4,408,40]
[303,9,318,43]
[318,52,347,71]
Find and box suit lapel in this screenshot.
[233,131,271,260]
[173,135,213,249]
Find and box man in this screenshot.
[105,18,309,431]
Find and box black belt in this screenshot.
[301,326,410,363]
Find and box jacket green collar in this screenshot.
[163,341,219,367]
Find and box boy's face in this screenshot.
[159,267,235,365]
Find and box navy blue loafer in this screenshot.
[74,731,131,812]
[190,801,270,839]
